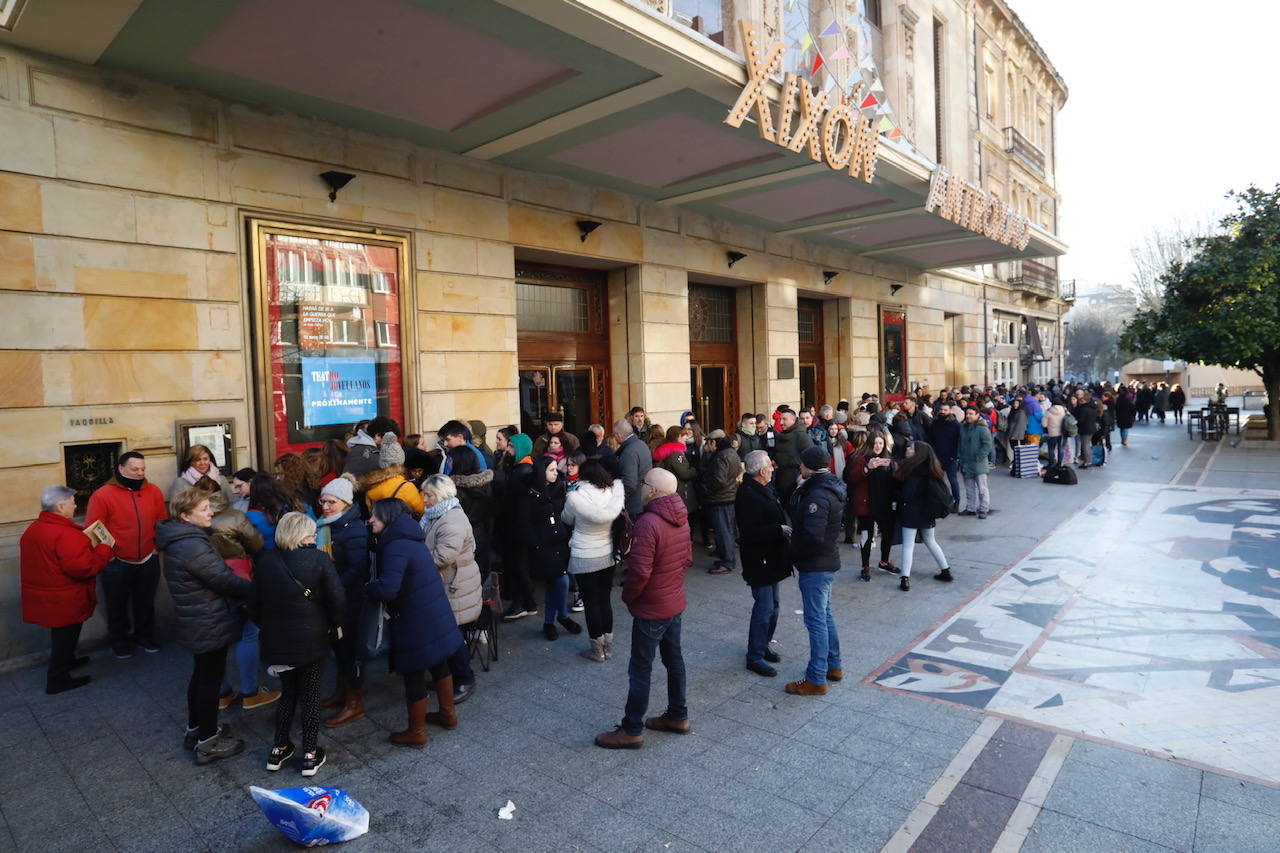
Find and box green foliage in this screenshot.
[1119,185,1280,381]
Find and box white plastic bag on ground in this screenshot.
[249,785,370,847]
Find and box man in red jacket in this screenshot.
[21,485,114,693]
[85,451,169,658]
[595,468,692,749]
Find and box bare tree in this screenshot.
[1129,217,1216,312]
[1066,305,1126,380]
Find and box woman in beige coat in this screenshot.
[420,474,481,703]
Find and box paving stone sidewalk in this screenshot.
[1,419,1276,852]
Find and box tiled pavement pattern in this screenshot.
[1,417,1277,851]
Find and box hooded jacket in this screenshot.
[366,512,464,673]
[734,476,792,587]
[702,447,744,505]
[516,463,571,580]
[20,512,113,628]
[156,518,253,654]
[85,477,168,563]
[788,471,847,572]
[959,420,995,476]
[621,493,691,621]
[207,490,264,561]
[252,545,345,667]
[361,466,425,517]
[562,479,625,572]
[343,431,381,478]
[318,504,370,588]
[929,416,961,467]
[772,420,814,498]
[735,428,763,458]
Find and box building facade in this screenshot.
[0,0,1068,661]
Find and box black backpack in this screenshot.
[926,476,953,519]
[1043,464,1078,485]
[611,510,635,558]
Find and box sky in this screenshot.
[1008,1,1280,295]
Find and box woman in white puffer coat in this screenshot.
[560,459,625,662]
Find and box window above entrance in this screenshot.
[689,286,733,344]
[517,282,590,333]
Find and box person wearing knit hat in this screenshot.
[508,433,534,465]
[800,445,829,472]
[499,432,541,621]
[706,429,726,440]
[467,420,493,458]
[359,434,424,517]
[314,473,369,727]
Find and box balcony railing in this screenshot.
[1060,279,1076,301]
[1003,126,1046,176]
[1007,259,1058,291]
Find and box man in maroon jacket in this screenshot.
[595,468,692,749]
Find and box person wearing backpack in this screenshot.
[1072,394,1099,468]
[958,408,995,520]
[891,442,953,591]
[1042,401,1067,467]
[561,460,625,662]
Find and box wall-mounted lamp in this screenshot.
[320,170,356,202]
[889,283,904,295]
[577,220,602,242]
[822,271,839,285]
[726,251,748,268]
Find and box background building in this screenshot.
[0,0,1069,661]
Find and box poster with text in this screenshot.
[301,357,379,428]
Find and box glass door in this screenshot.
[552,365,595,440]
[799,364,818,412]
[518,366,551,436]
[691,365,730,434]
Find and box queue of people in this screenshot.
[21,378,1145,769]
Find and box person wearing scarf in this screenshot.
[169,444,229,500]
[313,477,370,727]
[419,475,481,704]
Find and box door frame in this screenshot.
[879,305,909,403]
[690,362,737,433]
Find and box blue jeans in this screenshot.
[622,614,687,736]
[544,573,569,623]
[944,458,961,506]
[796,571,841,685]
[709,504,737,571]
[747,583,780,664]
[221,617,260,695]
[1044,435,1063,465]
[1120,427,1130,441]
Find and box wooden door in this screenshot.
[797,298,826,411]
[688,284,739,434]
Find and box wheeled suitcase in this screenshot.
[1011,443,1039,478]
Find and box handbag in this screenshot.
[358,553,391,661]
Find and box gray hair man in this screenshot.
[613,417,652,518]
[735,452,792,677]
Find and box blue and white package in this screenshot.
[249,785,370,847]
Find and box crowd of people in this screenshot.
[19,377,1169,770]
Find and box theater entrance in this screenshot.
[688,284,738,434]
[516,264,610,440]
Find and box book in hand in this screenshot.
[83,520,116,548]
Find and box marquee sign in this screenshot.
[724,23,878,183]
[925,167,1033,251]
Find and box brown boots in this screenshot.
[324,687,365,728]
[389,676,458,748]
[425,675,458,730]
[321,678,346,711]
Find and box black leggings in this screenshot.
[402,662,452,702]
[187,646,229,740]
[274,661,323,752]
[575,565,616,639]
[859,514,895,567]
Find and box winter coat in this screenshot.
[772,422,814,497]
[361,467,425,517]
[806,425,832,456]
[207,491,264,561]
[452,468,494,572]
[320,505,370,589]
[959,421,995,476]
[616,434,654,519]
[156,519,252,655]
[1169,389,1187,410]
[788,471,846,572]
[516,479,571,581]
[1116,394,1137,429]
[930,417,961,466]
[84,478,168,563]
[366,512,464,673]
[621,493,691,621]
[252,545,345,667]
[424,505,483,625]
[735,429,763,458]
[734,477,792,587]
[845,455,894,518]
[1042,405,1066,437]
[246,510,279,552]
[562,480,625,573]
[653,442,699,514]
[702,447,744,505]
[895,469,940,531]
[1007,407,1028,441]
[20,512,112,628]
[532,430,580,457]
[343,439,380,478]
[1073,402,1099,435]
[1155,389,1170,411]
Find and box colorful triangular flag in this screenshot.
[820,21,840,37]
[801,32,813,52]
[810,51,825,75]
[829,44,850,60]
[860,92,880,109]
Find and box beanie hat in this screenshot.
[467,419,488,439]
[509,432,533,462]
[707,429,726,439]
[379,433,405,468]
[320,477,354,505]
[800,445,828,471]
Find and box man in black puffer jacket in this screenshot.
[735,450,792,677]
[785,446,847,697]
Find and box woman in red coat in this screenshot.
[20,485,114,694]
